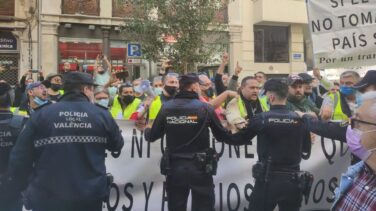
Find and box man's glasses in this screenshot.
[351,118,376,129]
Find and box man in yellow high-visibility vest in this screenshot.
[110,84,141,120]
[226,76,269,132]
[147,73,179,122]
[320,70,360,121]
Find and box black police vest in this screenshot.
[257,111,306,169]
[0,115,24,174]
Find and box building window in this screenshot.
[254,25,289,63]
[59,38,103,73]
[113,0,138,18]
[0,0,14,16]
[62,0,99,16]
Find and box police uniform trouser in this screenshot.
[247,172,302,211]
[31,200,102,211]
[0,196,22,211]
[166,159,215,211]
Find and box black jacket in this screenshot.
[302,115,360,164]
[7,92,124,207]
[302,114,347,142]
[144,91,232,153]
[0,112,27,175]
[228,105,311,170]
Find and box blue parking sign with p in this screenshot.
[127,43,142,57]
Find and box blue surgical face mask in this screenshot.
[33,97,48,106]
[154,87,163,96]
[340,85,356,96]
[108,87,117,97]
[356,93,363,108]
[96,99,109,107]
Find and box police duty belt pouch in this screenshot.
[160,148,171,176]
[194,148,219,175]
[297,171,314,200]
[252,161,266,180]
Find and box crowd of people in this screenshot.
[0,51,376,211]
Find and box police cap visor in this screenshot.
[63,72,98,86]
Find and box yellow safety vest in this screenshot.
[328,92,349,121]
[110,96,141,119]
[148,96,162,120]
[10,107,28,117]
[238,96,269,118]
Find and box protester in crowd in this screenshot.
[94,86,110,108]
[312,67,332,92]
[225,78,312,211]
[330,91,376,210]
[254,71,267,96]
[226,76,269,132]
[227,62,243,91]
[143,73,238,211]
[152,76,164,96]
[110,83,141,120]
[43,73,63,102]
[93,54,111,87]
[62,61,71,74]
[199,74,215,101]
[4,72,124,211]
[14,70,44,108]
[104,75,122,101]
[286,74,320,115]
[138,73,179,123]
[298,70,376,165]
[254,71,267,86]
[21,82,49,116]
[329,82,340,94]
[214,52,243,96]
[299,72,324,108]
[132,78,145,100]
[214,53,229,95]
[0,81,27,211]
[321,70,360,121]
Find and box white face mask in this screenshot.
[96,99,109,108]
[154,87,163,96]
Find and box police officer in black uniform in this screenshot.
[5,72,124,211]
[144,73,234,211]
[227,78,312,211]
[0,81,27,211]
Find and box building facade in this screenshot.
[0,0,309,84]
[228,0,309,77]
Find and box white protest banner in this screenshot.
[103,120,351,211]
[307,0,376,68]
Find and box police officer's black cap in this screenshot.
[0,81,11,96]
[298,72,314,83]
[179,73,200,87]
[354,70,376,90]
[63,72,98,86]
[264,78,288,92]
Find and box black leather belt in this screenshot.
[170,153,196,159]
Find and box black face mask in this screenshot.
[50,83,62,92]
[98,70,106,75]
[120,95,135,105]
[164,85,177,96]
[204,87,214,98]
